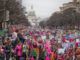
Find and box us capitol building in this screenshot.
[27,6,39,27]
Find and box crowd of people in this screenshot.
[0,26,80,60]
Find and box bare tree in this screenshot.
[40,8,80,29]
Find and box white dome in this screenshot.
[28,6,36,17]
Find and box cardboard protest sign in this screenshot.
[50,35,54,40]
[58,48,65,54]
[58,38,62,43]
[41,35,46,40]
[76,39,80,43]
[62,43,70,49]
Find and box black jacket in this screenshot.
[5,44,11,54]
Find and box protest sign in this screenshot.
[41,35,46,40]
[62,43,70,49]
[58,48,65,54]
[76,39,80,43]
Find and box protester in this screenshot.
[5,40,12,60]
[31,41,39,60]
[15,42,22,60]
[0,26,80,60]
[39,44,45,60]
[22,40,29,60]
[0,45,5,60]
[17,30,25,44]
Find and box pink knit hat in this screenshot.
[33,41,37,44]
[75,43,79,46]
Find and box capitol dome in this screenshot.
[28,6,36,17]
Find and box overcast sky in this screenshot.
[22,0,72,18]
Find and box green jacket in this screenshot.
[22,44,29,54]
[31,48,39,57]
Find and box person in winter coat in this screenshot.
[15,42,22,60]
[39,45,45,60]
[0,38,3,45]
[31,41,39,60]
[14,38,19,49]
[0,45,5,60]
[22,40,29,60]
[17,30,25,44]
[5,40,12,60]
[50,52,55,60]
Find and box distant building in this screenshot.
[76,0,80,13]
[28,6,38,26]
[27,6,49,27]
[78,0,80,2]
[60,2,76,11]
[60,0,80,13]
[73,0,77,5]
